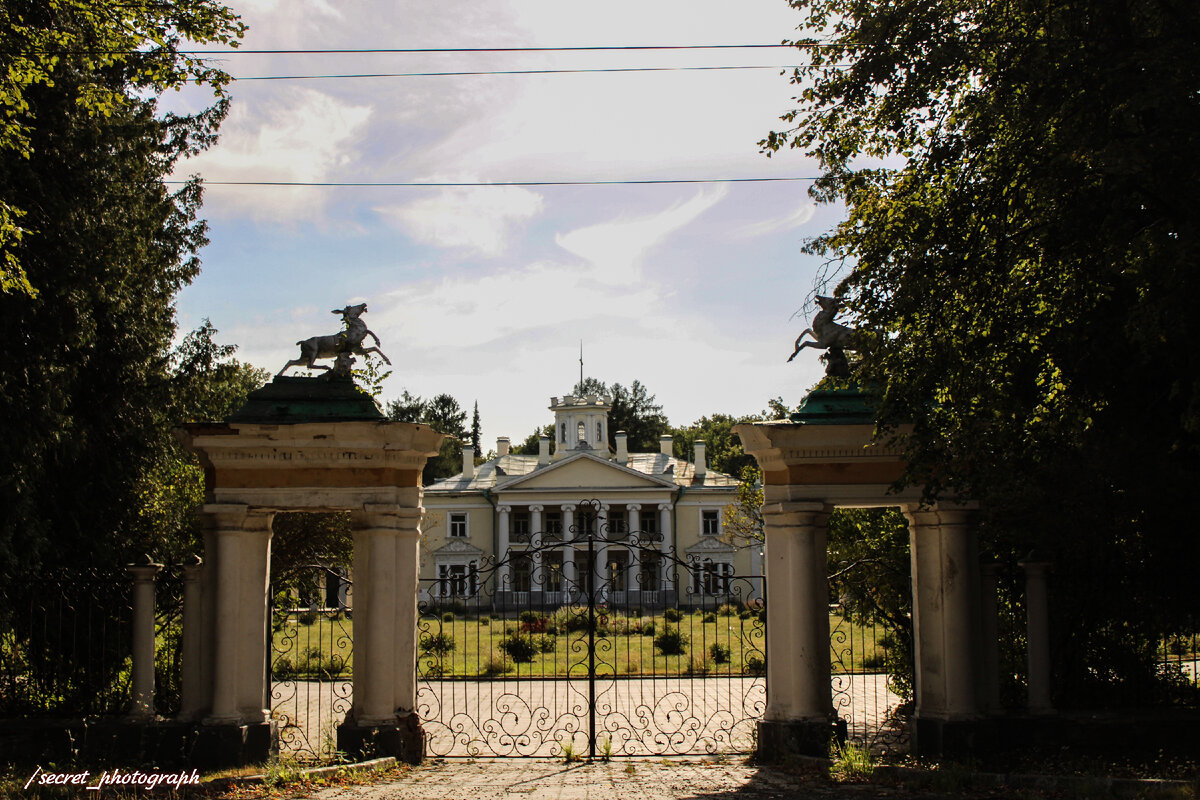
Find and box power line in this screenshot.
[188,44,799,55]
[166,177,821,187]
[228,64,812,81]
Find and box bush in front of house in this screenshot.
[654,626,689,656]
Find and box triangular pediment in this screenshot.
[500,451,676,491]
[686,537,737,556]
[432,539,484,556]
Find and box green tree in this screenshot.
[512,424,556,457]
[608,380,670,452]
[0,1,244,297]
[470,401,482,453]
[386,390,470,484]
[386,389,425,423]
[765,0,1200,705]
[0,10,242,574]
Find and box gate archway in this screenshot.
[416,499,766,758]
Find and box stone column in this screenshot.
[979,560,1002,713]
[529,505,544,599]
[1020,554,1054,715]
[626,504,641,591]
[761,502,832,722]
[340,504,424,763]
[178,555,206,721]
[658,503,673,595]
[561,505,576,600]
[497,505,511,597]
[596,503,610,599]
[127,557,163,721]
[906,506,982,756]
[203,504,273,727]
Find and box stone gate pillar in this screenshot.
[906,506,984,755]
[339,502,424,762]
[760,500,834,755]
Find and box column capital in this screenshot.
[657,503,672,512]
[598,503,610,511]
[498,505,512,514]
[351,504,422,533]
[181,555,204,582]
[762,501,831,528]
[202,504,273,534]
[905,503,978,528]
[528,504,544,513]
[560,504,575,513]
[126,555,163,583]
[626,503,642,512]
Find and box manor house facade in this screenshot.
[419,391,761,608]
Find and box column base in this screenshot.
[190,721,274,769]
[910,715,996,759]
[338,714,423,764]
[756,718,841,761]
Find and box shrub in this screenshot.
[641,621,656,637]
[520,617,549,633]
[702,612,717,623]
[738,609,753,620]
[709,643,731,664]
[861,653,886,670]
[274,657,296,679]
[745,655,765,676]
[298,611,317,626]
[482,650,510,676]
[535,634,557,653]
[441,611,455,623]
[654,626,689,656]
[518,610,543,624]
[499,634,538,662]
[663,608,683,623]
[479,616,491,625]
[420,632,455,655]
[717,603,739,617]
[423,662,444,678]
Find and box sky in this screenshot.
[167,0,843,449]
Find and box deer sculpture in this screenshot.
[276,302,391,378]
[787,294,855,364]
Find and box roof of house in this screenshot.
[425,448,739,493]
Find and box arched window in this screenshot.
[597,422,603,442]
[560,422,566,443]
[576,421,585,442]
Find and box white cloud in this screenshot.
[733,203,816,238]
[375,186,544,256]
[555,188,727,284]
[177,88,372,222]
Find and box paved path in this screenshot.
[306,758,986,800]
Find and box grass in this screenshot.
[830,741,874,782]
[267,609,893,680]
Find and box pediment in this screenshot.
[686,537,737,556]
[432,539,484,556]
[500,452,675,491]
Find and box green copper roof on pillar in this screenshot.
[226,376,386,424]
[788,380,879,425]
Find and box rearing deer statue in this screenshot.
[277,303,391,378]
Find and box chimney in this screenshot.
[538,435,550,465]
[693,440,707,479]
[497,436,510,457]
[660,434,673,457]
[615,431,628,463]
[462,446,475,479]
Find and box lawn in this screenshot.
[269,606,894,680]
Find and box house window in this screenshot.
[560,422,567,443]
[577,421,585,442]
[544,557,563,593]
[546,512,563,537]
[701,509,720,537]
[449,512,468,538]
[511,556,532,593]
[639,511,658,535]
[691,560,733,596]
[608,513,627,537]
[596,422,603,442]
[638,556,661,591]
[438,563,478,597]
[512,511,531,542]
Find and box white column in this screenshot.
[1020,556,1054,715]
[762,501,832,723]
[907,507,980,720]
[204,504,274,726]
[127,557,162,721]
[529,505,545,593]
[626,504,642,590]
[497,505,511,592]
[350,504,422,726]
[561,504,576,599]
[178,555,205,721]
[596,503,610,598]
[658,503,673,593]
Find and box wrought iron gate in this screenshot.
[417,500,766,758]
[268,564,353,761]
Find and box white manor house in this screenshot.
[418,391,763,609]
